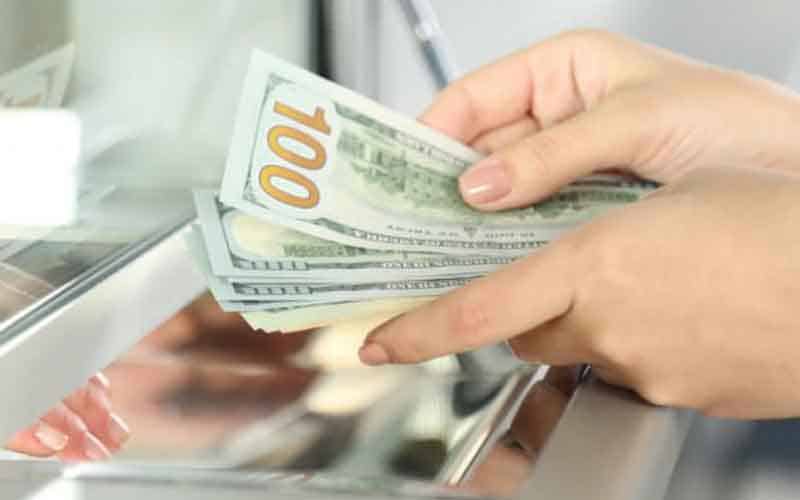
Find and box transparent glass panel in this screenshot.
[0,0,315,331]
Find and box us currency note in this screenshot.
[219,273,473,303]
[194,190,513,282]
[221,50,656,256]
[189,219,475,303]
[185,226,317,309]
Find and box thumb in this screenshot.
[459,100,643,211]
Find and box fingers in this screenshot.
[62,374,130,452]
[5,420,69,457]
[420,30,652,144]
[42,403,111,461]
[359,239,577,365]
[420,47,536,143]
[471,117,541,154]
[458,101,642,210]
[4,373,130,461]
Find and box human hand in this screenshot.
[5,373,129,460]
[360,166,800,419]
[417,30,800,211]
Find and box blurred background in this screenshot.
[326,1,800,111]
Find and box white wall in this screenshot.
[329,0,800,115]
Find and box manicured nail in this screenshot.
[83,432,112,461]
[34,421,69,452]
[459,157,511,205]
[91,373,110,390]
[107,413,131,446]
[359,342,390,366]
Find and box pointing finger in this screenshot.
[359,239,579,365]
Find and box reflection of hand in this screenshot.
[99,293,315,455]
[508,367,579,460]
[5,373,129,460]
[363,166,800,418]
[357,31,800,419]
[137,292,309,364]
[463,367,579,497]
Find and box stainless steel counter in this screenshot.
[665,417,800,500]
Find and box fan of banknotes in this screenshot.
[187,50,657,333]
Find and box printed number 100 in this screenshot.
[259,101,331,209]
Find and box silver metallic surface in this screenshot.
[523,376,694,500]
[0,225,207,443]
[437,366,544,484]
[664,417,800,500]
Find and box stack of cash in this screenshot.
[188,51,656,333]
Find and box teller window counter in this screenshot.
[82,293,558,498]
[0,287,691,500]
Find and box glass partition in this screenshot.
[0,0,316,334]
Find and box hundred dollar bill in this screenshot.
[189,219,476,303]
[218,273,473,303]
[194,190,513,282]
[221,50,657,256]
[185,226,318,310]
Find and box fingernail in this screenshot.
[34,421,69,452]
[88,378,112,412]
[107,413,131,446]
[459,157,511,205]
[55,403,87,432]
[359,342,390,366]
[91,373,110,390]
[83,432,112,461]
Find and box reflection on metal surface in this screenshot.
[68,293,578,499]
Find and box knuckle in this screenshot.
[445,292,492,350]
[511,131,562,182]
[447,81,480,121]
[574,226,633,299]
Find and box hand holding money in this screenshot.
[189,47,654,332]
[360,30,800,420]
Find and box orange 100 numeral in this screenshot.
[259,101,331,209]
[259,165,320,209]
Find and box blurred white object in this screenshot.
[0,110,81,225]
[0,43,75,108]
